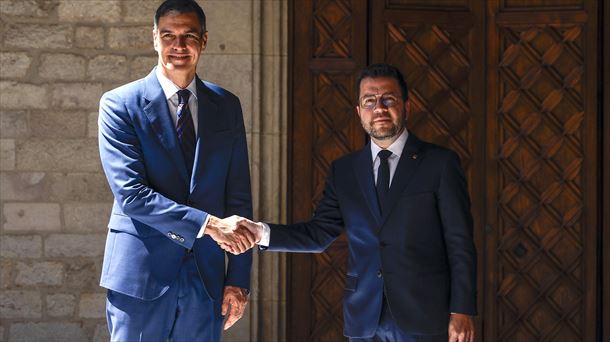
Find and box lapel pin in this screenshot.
[412,154,418,160]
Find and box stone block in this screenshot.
[0,260,13,289]
[0,82,47,109]
[93,323,110,342]
[0,111,28,138]
[16,139,100,172]
[3,24,72,49]
[0,290,41,319]
[39,53,86,81]
[0,0,54,17]
[58,0,120,23]
[130,56,157,79]
[75,26,105,49]
[0,52,31,78]
[46,293,76,317]
[64,202,110,232]
[29,111,87,138]
[108,26,152,50]
[88,55,128,81]
[48,172,113,202]
[45,234,106,257]
[0,139,15,171]
[123,0,162,23]
[63,259,103,289]
[0,172,48,201]
[51,83,102,109]
[9,322,87,342]
[88,111,98,137]
[0,235,42,258]
[78,293,105,318]
[2,202,61,231]
[204,0,253,54]
[15,261,63,286]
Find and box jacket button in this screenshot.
[179,237,185,243]
[377,270,382,278]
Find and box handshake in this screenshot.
[204,215,264,255]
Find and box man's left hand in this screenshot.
[222,285,249,330]
[448,313,474,342]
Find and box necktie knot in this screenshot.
[177,89,190,105]
[378,149,392,161]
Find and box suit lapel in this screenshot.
[379,133,424,229]
[142,69,189,183]
[190,78,219,193]
[354,143,382,225]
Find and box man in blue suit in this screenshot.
[98,0,253,340]
[228,64,477,342]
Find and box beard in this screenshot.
[363,116,405,141]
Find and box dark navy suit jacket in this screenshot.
[98,69,252,312]
[266,134,476,337]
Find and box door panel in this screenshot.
[485,1,599,340]
[289,1,367,341]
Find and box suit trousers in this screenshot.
[349,297,448,342]
[106,252,222,341]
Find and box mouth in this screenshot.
[372,118,392,124]
[168,54,191,61]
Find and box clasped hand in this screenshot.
[205,215,262,254]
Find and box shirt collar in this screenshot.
[155,67,198,101]
[370,129,409,162]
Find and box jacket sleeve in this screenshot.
[98,91,207,249]
[437,151,477,315]
[266,162,345,253]
[223,96,254,291]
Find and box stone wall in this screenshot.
[0,0,287,341]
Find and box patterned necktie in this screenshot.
[176,89,196,176]
[376,149,392,215]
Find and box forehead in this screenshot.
[359,77,400,95]
[157,12,201,32]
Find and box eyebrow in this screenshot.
[361,91,398,97]
[159,28,200,35]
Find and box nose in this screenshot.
[373,99,388,112]
[173,36,187,49]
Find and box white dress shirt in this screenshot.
[258,130,410,246]
[155,68,199,135]
[155,68,208,238]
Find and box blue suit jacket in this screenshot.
[98,69,252,308]
[266,134,476,337]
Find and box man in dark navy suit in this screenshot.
[228,64,477,342]
[98,0,253,340]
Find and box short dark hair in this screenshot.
[154,0,207,35]
[355,63,408,101]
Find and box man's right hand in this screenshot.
[205,215,262,254]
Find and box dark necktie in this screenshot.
[376,149,392,214]
[176,89,196,176]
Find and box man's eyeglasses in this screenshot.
[359,94,400,110]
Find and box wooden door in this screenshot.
[288,0,602,341]
[288,1,367,341]
[485,1,599,341]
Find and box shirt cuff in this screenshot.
[196,214,211,239]
[258,222,271,247]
